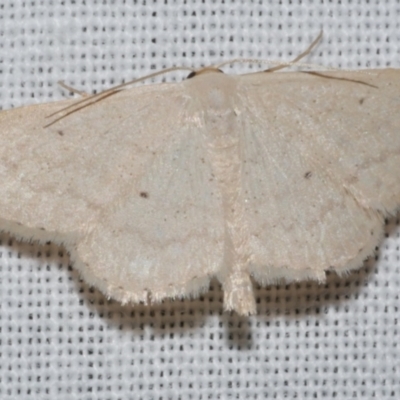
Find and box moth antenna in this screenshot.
[45,66,195,127]
[265,30,323,72]
[214,30,323,72]
[57,81,90,97]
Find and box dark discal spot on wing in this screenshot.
[140,191,149,199]
[359,98,365,105]
[304,171,312,179]
[57,130,64,136]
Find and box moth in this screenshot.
[1,39,399,315]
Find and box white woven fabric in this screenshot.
[1,1,399,399]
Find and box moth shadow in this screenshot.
[75,257,377,350]
[0,231,69,277]
[75,254,380,350]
